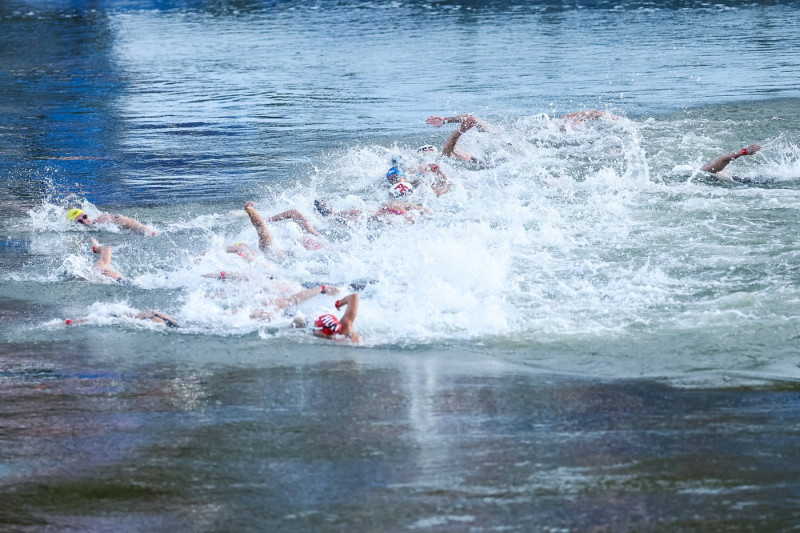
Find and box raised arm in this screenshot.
[91,237,122,281]
[701,144,761,175]
[335,293,360,341]
[441,115,477,160]
[244,201,272,252]
[428,163,451,196]
[427,114,497,133]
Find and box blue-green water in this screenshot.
[2,1,800,530]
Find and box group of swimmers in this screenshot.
[65,200,363,341]
[63,112,763,342]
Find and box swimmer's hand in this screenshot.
[326,285,341,297]
[460,115,476,133]
[426,116,446,128]
[742,144,761,156]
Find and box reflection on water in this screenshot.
[2,345,800,530]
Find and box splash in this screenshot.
[19,112,799,358]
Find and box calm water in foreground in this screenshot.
[2,0,800,530]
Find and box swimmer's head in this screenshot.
[314,199,333,217]
[315,313,342,336]
[533,112,550,121]
[386,166,406,183]
[67,208,91,225]
[417,144,437,157]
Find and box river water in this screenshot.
[2,0,800,530]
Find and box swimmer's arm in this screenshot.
[90,237,111,266]
[135,311,180,328]
[701,144,761,174]
[428,114,497,134]
[401,203,433,215]
[427,114,472,127]
[441,117,476,158]
[336,293,359,330]
[264,285,341,313]
[250,309,275,321]
[101,214,155,235]
[428,164,451,197]
[336,293,361,343]
[90,237,121,280]
[336,208,363,222]
[267,209,322,237]
[244,201,272,252]
[201,271,249,281]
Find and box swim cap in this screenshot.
[314,199,333,217]
[315,313,342,336]
[66,208,84,221]
[389,181,414,198]
[418,145,437,155]
[386,166,406,181]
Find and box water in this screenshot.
[2,0,800,530]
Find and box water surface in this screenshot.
[2,1,800,530]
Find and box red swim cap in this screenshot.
[315,314,341,336]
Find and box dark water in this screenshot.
[4,342,800,531]
[3,0,800,530]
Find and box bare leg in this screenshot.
[701,144,761,174]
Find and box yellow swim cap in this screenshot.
[67,208,84,221]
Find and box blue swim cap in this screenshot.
[386,166,405,181]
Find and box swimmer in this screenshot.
[90,237,122,281]
[385,164,450,199]
[556,110,623,131]
[385,166,416,198]
[314,198,432,225]
[425,114,498,163]
[201,270,254,281]
[293,293,361,344]
[197,241,283,281]
[249,284,342,321]
[133,311,181,328]
[65,310,180,328]
[393,148,452,197]
[701,144,762,178]
[67,208,155,236]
